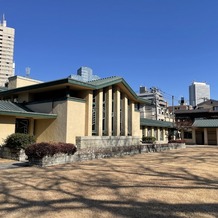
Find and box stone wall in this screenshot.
[0,147,27,161]
[28,143,186,167]
[28,153,79,167]
[76,136,141,149]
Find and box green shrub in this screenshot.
[141,136,156,143]
[25,142,77,159]
[4,133,36,150]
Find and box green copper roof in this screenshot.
[140,118,174,128]
[88,76,142,101]
[0,100,57,119]
[88,76,122,87]
[0,76,143,103]
[192,119,218,127]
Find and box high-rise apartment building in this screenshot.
[0,15,15,87]
[138,86,172,121]
[189,82,210,107]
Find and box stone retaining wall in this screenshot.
[76,136,141,149]
[28,143,186,167]
[0,147,27,161]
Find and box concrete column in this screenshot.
[85,91,93,136]
[106,86,112,136]
[128,101,134,136]
[163,128,166,142]
[114,87,120,136]
[122,94,128,136]
[151,128,154,138]
[204,128,208,145]
[192,129,196,144]
[157,128,160,142]
[96,89,103,136]
[216,128,218,145]
[144,127,148,137]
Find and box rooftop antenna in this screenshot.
[2,14,7,27]
[25,67,31,78]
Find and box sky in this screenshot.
[1,0,218,105]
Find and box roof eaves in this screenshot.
[0,110,57,119]
[192,119,218,128]
[137,97,152,104]
[89,77,140,101]
[140,118,174,128]
[0,78,95,95]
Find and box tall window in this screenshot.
[147,127,151,137]
[102,90,106,135]
[154,127,158,139]
[92,91,97,135]
[120,93,123,135]
[128,99,132,136]
[112,90,115,135]
[160,128,164,141]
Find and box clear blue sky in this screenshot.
[1,0,218,105]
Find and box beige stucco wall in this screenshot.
[8,76,42,89]
[65,100,86,143]
[34,99,86,144]
[0,116,15,145]
[132,109,141,137]
[34,100,68,143]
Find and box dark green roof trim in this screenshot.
[0,76,142,103]
[138,97,153,105]
[88,76,123,88]
[89,76,142,101]
[0,87,8,92]
[0,111,57,119]
[0,78,96,96]
[192,119,218,127]
[140,118,174,128]
[0,100,57,119]
[25,96,86,106]
[67,97,86,103]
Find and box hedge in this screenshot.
[25,142,77,159]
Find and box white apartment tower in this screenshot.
[189,81,210,107]
[0,15,15,87]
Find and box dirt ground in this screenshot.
[0,145,218,218]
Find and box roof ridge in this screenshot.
[87,76,121,83]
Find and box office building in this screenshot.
[69,66,100,82]
[189,82,210,107]
[0,15,15,87]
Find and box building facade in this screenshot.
[140,118,174,144]
[0,15,15,87]
[0,75,142,147]
[189,82,210,107]
[138,86,172,121]
[175,101,218,145]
